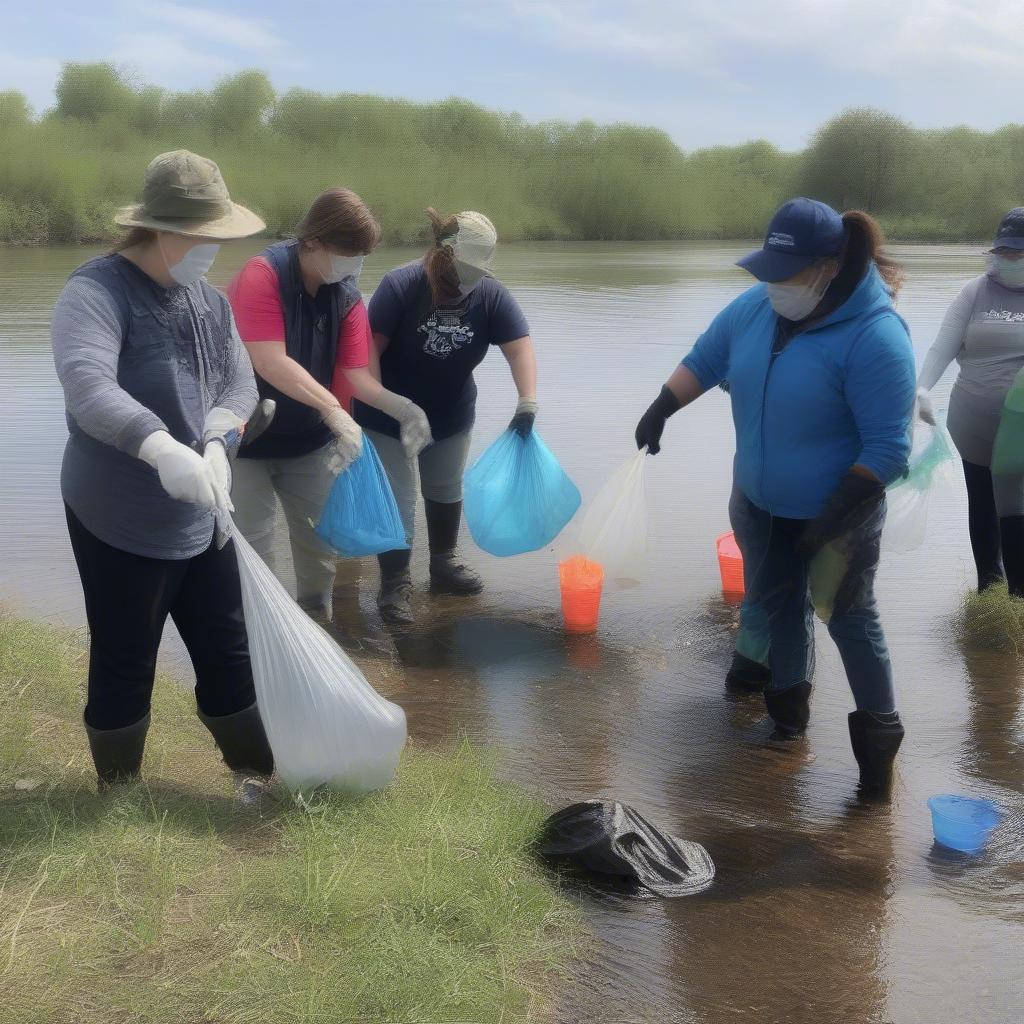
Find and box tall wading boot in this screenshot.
[197,702,274,778]
[725,652,772,693]
[848,710,905,799]
[999,515,1024,598]
[85,712,150,788]
[425,499,483,595]
[377,548,414,625]
[763,680,812,741]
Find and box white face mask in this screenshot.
[159,238,220,286]
[994,255,1024,289]
[455,258,487,297]
[321,252,364,285]
[765,265,832,320]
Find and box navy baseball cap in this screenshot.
[737,197,846,282]
[993,207,1024,251]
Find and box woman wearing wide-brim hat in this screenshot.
[51,149,274,792]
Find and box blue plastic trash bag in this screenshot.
[315,436,408,557]
[464,429,581,556]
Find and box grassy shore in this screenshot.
[0,613,582,1023]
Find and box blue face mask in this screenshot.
[994,255,1024,289]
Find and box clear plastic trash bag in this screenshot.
[464,429,581,557]
[577,450,648,587]
[226,514,407,794]
[883,419,956,554]
[315,435,408,557]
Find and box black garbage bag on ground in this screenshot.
[535,801,715,897]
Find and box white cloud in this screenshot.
[110,30,235,84]
[140,2,283,51]
[476,0,1024,81]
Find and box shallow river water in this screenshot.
[1,242,1022,1023]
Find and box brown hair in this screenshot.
[834,210,905,297]
[295,188,381,254]
[423,207,461,306]
[111,227,156,252]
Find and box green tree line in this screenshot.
[0,63,1021,245]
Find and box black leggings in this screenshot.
[962,460,1024,595]
[66,506,257,731]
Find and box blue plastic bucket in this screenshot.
[928,794,1004,854]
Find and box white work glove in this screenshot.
[203,439,234,511]
[916,387,936,427]
[323,405,363,472]
[377,391,433,458]
[202,406,245,448]
[139,431,217,509]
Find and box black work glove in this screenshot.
[509,398,538,438]
[797,470,885,559]
[635,385,682,455]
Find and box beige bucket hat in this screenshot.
[114,149,265,239]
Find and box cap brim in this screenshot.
[113,202,265,240]
[736,247,818,283]
[992,237,1024,251]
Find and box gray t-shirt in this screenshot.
[52,254,257,559]
[920,271,1024,399]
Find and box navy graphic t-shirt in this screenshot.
[354,260,530,441]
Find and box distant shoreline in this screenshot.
[2,63,1018,248]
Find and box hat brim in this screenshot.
[992,237,1024,252]
[114,202,265,240]
[736,247,819,283]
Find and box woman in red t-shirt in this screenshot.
[227,188,430,620]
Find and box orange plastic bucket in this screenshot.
[716,531,745,601]
[559,556,605,633]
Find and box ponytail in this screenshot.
[423,207,461,306]
[837,210,905,298]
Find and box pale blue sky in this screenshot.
[2,0,1021,151]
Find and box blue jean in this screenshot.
[729,487,896,714]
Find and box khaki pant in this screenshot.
[231,444,337,615]
[366,429,472,542]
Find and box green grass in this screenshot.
[0,612,583,1023]
[954,582,1024,656]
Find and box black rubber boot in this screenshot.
[425,499,483,595]
[848,710,905,799]
[726,652,772,693]
[999,515,1024,598]
[85,712,150,788]
[198,702,274,777]
[377,548,415,624]
[378,569,414,625]
[764,680,812,740]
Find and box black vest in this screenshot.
[240,240,360,459]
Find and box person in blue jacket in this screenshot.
[635,198,916,799]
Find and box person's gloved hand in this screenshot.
[377,391,433,458]
[202,406,245,450]
[203,439,234,510]
[509,397,538,438]
[916,387,936,427]
[796,469,885,559]
[635,385,682,454]
[139,430,218,508]
[323,405,363,471]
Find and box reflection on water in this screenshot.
[2,242,1022,1022]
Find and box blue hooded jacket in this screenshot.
[682,264,915,520]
